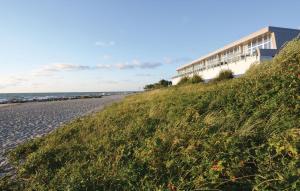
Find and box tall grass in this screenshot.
[1,40,300,190]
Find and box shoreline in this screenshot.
[0,92,138,105]
[0,103,20,108]
[0,95,104,105]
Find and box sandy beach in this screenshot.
[0,95,124,175]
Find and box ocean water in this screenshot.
[0,92,133,104]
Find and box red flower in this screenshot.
[211,164,222,171]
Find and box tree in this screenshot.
[158,79,172,86]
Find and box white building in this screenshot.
[172,26,300,85]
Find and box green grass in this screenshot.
[1,40,300,190]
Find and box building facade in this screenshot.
[172,26,300,85]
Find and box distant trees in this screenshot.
[177,74,204,85]
[144,79,172,91]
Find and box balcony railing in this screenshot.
[172,53,258,79]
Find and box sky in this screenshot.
[0,0,299,93]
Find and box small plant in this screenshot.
[213,70,234,82]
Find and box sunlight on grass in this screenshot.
[1,40,300,190]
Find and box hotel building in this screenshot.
[172,26,300,85]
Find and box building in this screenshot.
[172,26,300,85]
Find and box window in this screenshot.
[252,39,257,47]
[257,37,262,44]
[268,41,271,49]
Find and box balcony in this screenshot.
[173,52,258,79]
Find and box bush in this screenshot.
[213,69,234,82]
[178,75,204,85]
[144,79,172,90]
[177,76,190,85]
[189,75,204,83]
[1,39,300,190]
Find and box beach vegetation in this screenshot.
[1,39,300,190]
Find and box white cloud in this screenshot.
[45,63,90,71]
[96,64,112,69]
[95,41,116,47]
[139,62,162,69]
[115,62,135,69]
[0,63,92,89]
[0,76,29,89]
[0,56,176,91]
[163,57,191,64]
[31,63,91,77]
[115,60,162,70]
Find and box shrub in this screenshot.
[144,79,172,90]
[177,76,190,85]
[189,75,204,83]
[158,79,172,87]
[177,75,204,85]
[213,69,234,82]
[144,84,155,90]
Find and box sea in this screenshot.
[0,92,135,104]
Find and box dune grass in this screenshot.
[1,40,300,190]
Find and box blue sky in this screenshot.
[0,0,299,93]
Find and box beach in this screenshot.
[0,95,124,175]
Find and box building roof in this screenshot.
[176,26,300,71]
